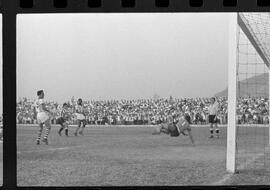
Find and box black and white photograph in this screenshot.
[0,13,2,186]
[16,13,270,186]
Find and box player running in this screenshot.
[73,98,87,136]
[152,113,194,145]
[34,90,52,145]
[56,103,70,136]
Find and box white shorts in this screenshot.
[37,112,50,124]
[75,113,85,120]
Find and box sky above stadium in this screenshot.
[17,13,230,103]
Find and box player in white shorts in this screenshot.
[34,90,52,145]
[74,98,87,136]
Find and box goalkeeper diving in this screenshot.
[152,112,195,145]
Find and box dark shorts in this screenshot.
[56,117,66,125]
[209,115,217,124]
[78,119,86,126]
[184,115,191,124]
[168,124,180,137]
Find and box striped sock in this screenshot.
[44,124,51,139]
[37,125,43,141]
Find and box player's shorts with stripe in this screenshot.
[168,124,180,137]
[208,115,217,124]
[37,112,50,124]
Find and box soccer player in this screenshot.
[152,114,194,145]
[56,103,70,136]
[176,113,195,144]
[74,98,87,136]
[34,90,52,145]
[208,97,219,138]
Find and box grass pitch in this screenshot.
[17,125,269,186]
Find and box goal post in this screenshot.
[226,12,270,174]
[226,13,238,173]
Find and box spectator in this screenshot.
[16,96,269,125]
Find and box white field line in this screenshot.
[16,124,270,128]
[17,145,85,154]
[212,146,270,185]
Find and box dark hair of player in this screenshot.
[63,103,68,107]
[37,90,44,96]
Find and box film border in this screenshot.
[2,0,270,190]
[2,0,270,13]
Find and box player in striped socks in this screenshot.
[34,90,52,145]
[56,103,70,136]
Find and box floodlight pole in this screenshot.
[226,13,238,173]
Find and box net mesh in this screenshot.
[236,13,270,179]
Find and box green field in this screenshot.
[17,125,270,186]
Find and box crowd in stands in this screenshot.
[16,96,269,125]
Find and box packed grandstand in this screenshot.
[16,96,269,125]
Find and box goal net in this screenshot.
[229,13,270,176]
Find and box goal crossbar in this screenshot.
[238,13,270,68]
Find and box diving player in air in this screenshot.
[34,90,52,145]
[74,98,87,136]
[152,113,195,145]
[56,103,70,136]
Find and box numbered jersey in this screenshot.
[35,99,45,113]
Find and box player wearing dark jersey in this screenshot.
[152,114,194,145]
[56,103,69,136]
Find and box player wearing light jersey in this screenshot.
[56,103,70,136]
[208,97,219,138]
[74,98,87,136]
[34,90,52,145]
[152,114,195,145]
